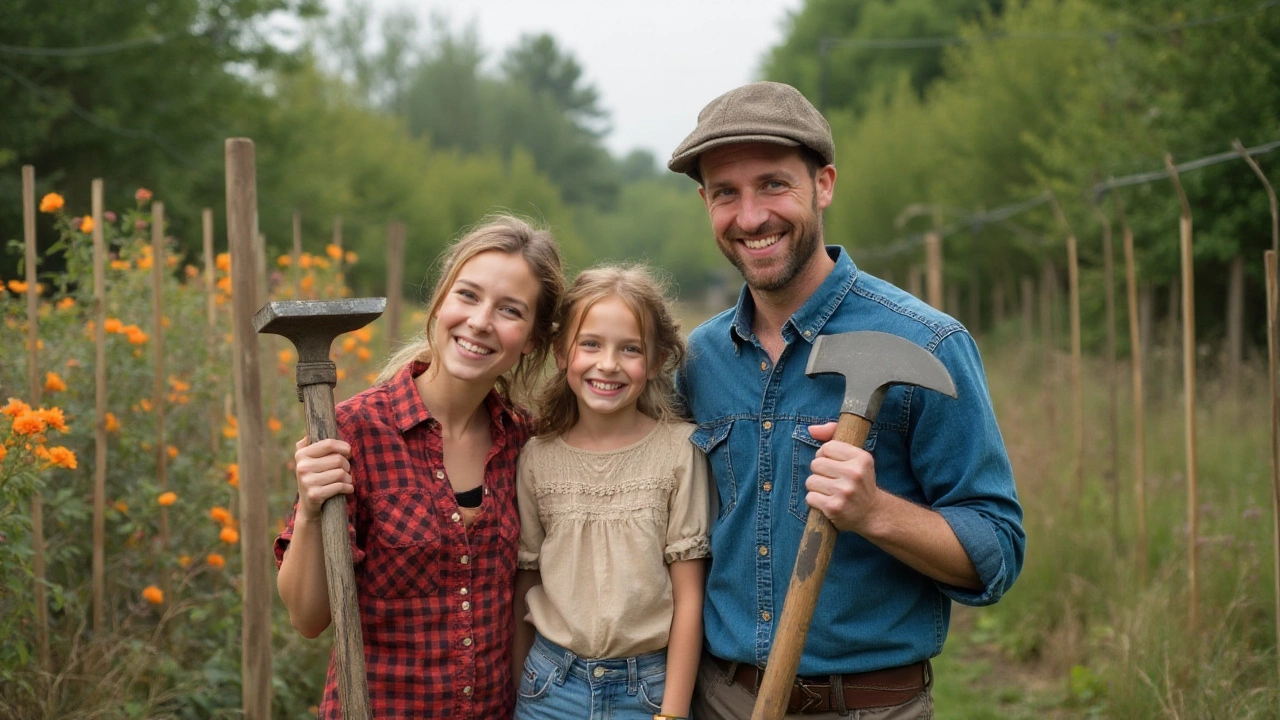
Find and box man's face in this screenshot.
[698,142,835,293]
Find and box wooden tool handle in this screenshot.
[751,411,871,720]
[301,382,371,720]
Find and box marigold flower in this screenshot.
[184,264,198,278]
[298,254,314,270]
[142,585,163,605]
[13,412,47,435]
[0,445,7,462]
[216,276,232,295]
[216,252,231,272]
[210,506,232,524]
[219,527,239,544]
[169,376,190,393]
[353,328,373,343]
[268,417,282,434]
[226,463,240,487]
[36,407,68,432]
[56,297,75,310]
[324,244,342,260]
[45,372,67,393]
[135,188,153,203]
[39,193,65,213]
[278,349,294,364]
[157,491,177,506]
[46,446,76,469]
[345,251,358,264]
[125,326,149,345]
[277,255,292,268]
[105,412,119,432]
[136,254,153,270]
[356,347,371,362]
[299,274,315,292]
[336,368,347,381]
[79,216,95,233]
[110,260,130,271]
[113,500,128,513]
[167,445,178,459]
[342,337,357,352]
[206,553,226,569]
[178,555,192,568]
[140,398,153,412]
[223,416,238,439]
[3,398,32,417]
[7,280,28,294]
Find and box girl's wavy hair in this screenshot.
[535,263,686,437]
[375,214,564,405]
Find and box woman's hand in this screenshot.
[294,437,354,520]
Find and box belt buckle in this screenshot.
[792,680,824,713]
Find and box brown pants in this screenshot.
[690,654,933,720]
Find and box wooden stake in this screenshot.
[925,231,943,310]
[1051,197,1085,496]
[91,179,108,634]
[1265,250,1280,691]
[226,138,272,720]
[22,165,49,671]
[1115,190,1148,582]
[151,203,170,555]
[1166,154,1199,635]
[386,221,406,349]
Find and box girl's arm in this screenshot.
[277,437,354,638]
[662,558,706,719]
[511,569,542,690]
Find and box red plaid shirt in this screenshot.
[275,361,531,719]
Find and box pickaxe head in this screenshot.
[805,331,957,422]
[254,298,386,370]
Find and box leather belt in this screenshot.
[711,655,927,714]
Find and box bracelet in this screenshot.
[654,715,687,720]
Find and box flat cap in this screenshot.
[668,81,834,182]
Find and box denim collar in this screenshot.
[729,246,860,352]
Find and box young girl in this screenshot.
[512,265,710,720]
[275,214,564,719]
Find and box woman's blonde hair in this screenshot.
[376,214,564,404]
[535,263,686,437]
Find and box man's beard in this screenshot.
[719,193,822,293]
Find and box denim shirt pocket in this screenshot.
[788,419,880,523]
[691,421,735,519]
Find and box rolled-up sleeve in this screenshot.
[664,432,711,564]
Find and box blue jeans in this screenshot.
[515,633,668,720]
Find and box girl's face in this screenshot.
[432,250,542,386]
[559,296,656,422]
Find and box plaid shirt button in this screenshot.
[463,637,473,647]
[451,512,461,523]
[463,686,473,696]
[460,555,470,564]
[460,587,469,595]
[462,601,471,611]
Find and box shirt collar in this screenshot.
[728,246,859,349]
[388,360,515,436]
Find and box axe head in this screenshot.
[254,298,386,363]
[805,331,957,422]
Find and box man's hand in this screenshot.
[803,421,883,534]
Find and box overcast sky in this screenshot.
[354,0,804,161]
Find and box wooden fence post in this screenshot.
[1114,190,1148,582]
[1165,154,1199,635]
[91,179,108,634]
[151,202,170,555]
[925,231,943,310]
[22,165,49,671]
[226,138,272,720]
[1264,250,1279,690]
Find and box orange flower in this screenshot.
[298,254,313,269]
[210,506,232,524]
[313,257,330,270]
[166,445,178,459]
[105,412,119,432]
[345,251,358,264]
[353,328,373,343]
[135,188,153,203]
[336,368,347,381]
[356,347,371,362]
[45,372,67,393]
[45,446,76,469]
[104,318,124,333]
[56,297,75,310]
[125,326,148,345]
[206,553,226,569]
[110,260,130,271]
[184,264,199,278]
[39,193,65,213]
[65,358,81,369]
[216,276,232,295]
[215,253,231,272]
[178,555,192,568]
[79,216,94,233]
[268,417,282,434]
[3,398,32,417]
[223,416,238,439]
[113,500,128,513]
[226,463,240,487]
[277,255,292,268]
[341,337,357,352]
[325,244,343,260]
[142,585,163,605]
[36,407,68,432]
[136,254,153,270]
[12,412,47,435]
[219,527,239,544]
[139,398,153,412]
[7,280,28,294]
[0,445,7,462]
[157,491,177,506]
[299,274,315,291]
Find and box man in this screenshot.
[669,81,1024,719]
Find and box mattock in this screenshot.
[751,330,957,720]
[255,297,386,720]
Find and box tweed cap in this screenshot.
[668,81,834,182]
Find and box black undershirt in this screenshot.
[454,485,483,509]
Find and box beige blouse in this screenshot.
[516,421,711,659]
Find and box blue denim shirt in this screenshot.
[676,247,1024,676]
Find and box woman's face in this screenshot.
[432,250,542,386]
